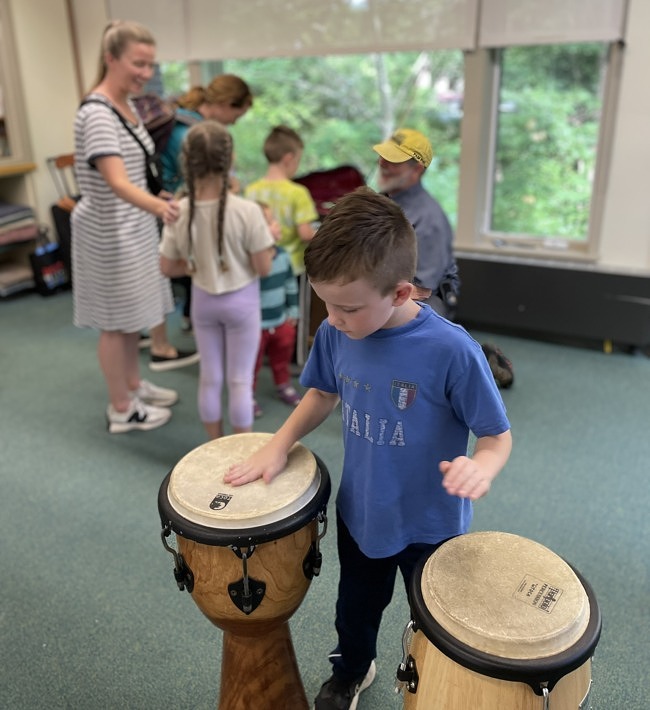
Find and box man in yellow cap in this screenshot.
[373,128,459,317]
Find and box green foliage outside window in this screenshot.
[491,44,606,240]
[159,43,607,240]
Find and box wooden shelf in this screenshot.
[0,162,37,178]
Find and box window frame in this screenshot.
[455,42,624,263]
[0,0,33,168]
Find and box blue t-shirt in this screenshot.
[300,304,510,558]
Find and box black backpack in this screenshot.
[481,343,514,389]
[132,93,199,155]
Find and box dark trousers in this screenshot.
[330,512,446,682]
[172,275,192,319]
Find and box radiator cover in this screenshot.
[455,255,650,348]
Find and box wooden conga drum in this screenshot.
[158,433,331,710]
[397,531,601,709]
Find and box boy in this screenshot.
[254,203,302,417]
[245,126,319,364]
[225,188,512,710]
[245,125,318,275]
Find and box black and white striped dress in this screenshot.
[71,94,173,332]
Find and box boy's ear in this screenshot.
[393,280,414,305]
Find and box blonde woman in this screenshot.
[72,20,180,433]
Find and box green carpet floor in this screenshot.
[1,290,648,709]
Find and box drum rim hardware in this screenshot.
[228,545,266,614]
[406,551,602,696]
[395,619,420,695]
[160,522,194,593]
[157,455,331,547]
[158,454,332,598]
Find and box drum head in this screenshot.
[419,532,589,659]
[159,433,329,545]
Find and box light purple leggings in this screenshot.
[191,281,261,428]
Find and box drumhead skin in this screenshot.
[409,531,602,690]
[158,433,331,546]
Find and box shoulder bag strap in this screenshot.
[80,98,153,157]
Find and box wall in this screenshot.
[8,0,80,228]
[4,0,107,232]
[598,0,650,270]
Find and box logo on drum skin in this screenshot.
[210,493,233,510]
[391,380,417,410]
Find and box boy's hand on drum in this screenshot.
[439,456,493,500]
[224,447,288,486]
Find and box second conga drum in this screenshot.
[158,433,331,710]
[397,531,601,710]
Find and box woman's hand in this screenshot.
[160,198,180,225]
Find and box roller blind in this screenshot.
[107,0,479,60]
[479,0,628,47]
[106,0,628,62]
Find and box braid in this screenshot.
[216,133,232,271]
[180,120,233,273]
[186,161,196,273]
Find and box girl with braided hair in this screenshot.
[160,121,274,439]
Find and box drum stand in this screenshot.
[219,624,309,710]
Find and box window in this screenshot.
[487,43,610,247]
[158,51,464,227]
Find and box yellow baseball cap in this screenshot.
[373,128,433,168]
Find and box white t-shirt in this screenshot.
[160,193,273,295]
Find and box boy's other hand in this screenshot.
[439,456,492,500]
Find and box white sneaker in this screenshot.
[132,379,178,407]
[107,398,172,434]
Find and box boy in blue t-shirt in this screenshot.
[225,187,512,710]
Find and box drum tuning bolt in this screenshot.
[303,510,328,579]
[228,545,266,614]
[160,523,194,593]
[395,620,419,694]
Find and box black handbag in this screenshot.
[80,98,165,195]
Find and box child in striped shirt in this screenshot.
[253,203,302,417]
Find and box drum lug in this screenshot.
[160,523,194,593]
[303,543,322,579]
[229,545,266,614]
[395,655,419,694]
[228,577,266,615]
[304,509,328,579]
[395,620,419,694]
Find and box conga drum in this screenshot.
[158,433,331,710]
[397,531,601,709]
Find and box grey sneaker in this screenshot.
[132,379,178,407]
[313,660,376,710]
[106,398,171,434]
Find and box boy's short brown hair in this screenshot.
[263,125,304,164]
[304,187,416,296]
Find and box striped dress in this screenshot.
[71,94,173,332]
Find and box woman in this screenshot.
[72,20,180,434]
[158,74,253,332]
[161,74,253,193]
